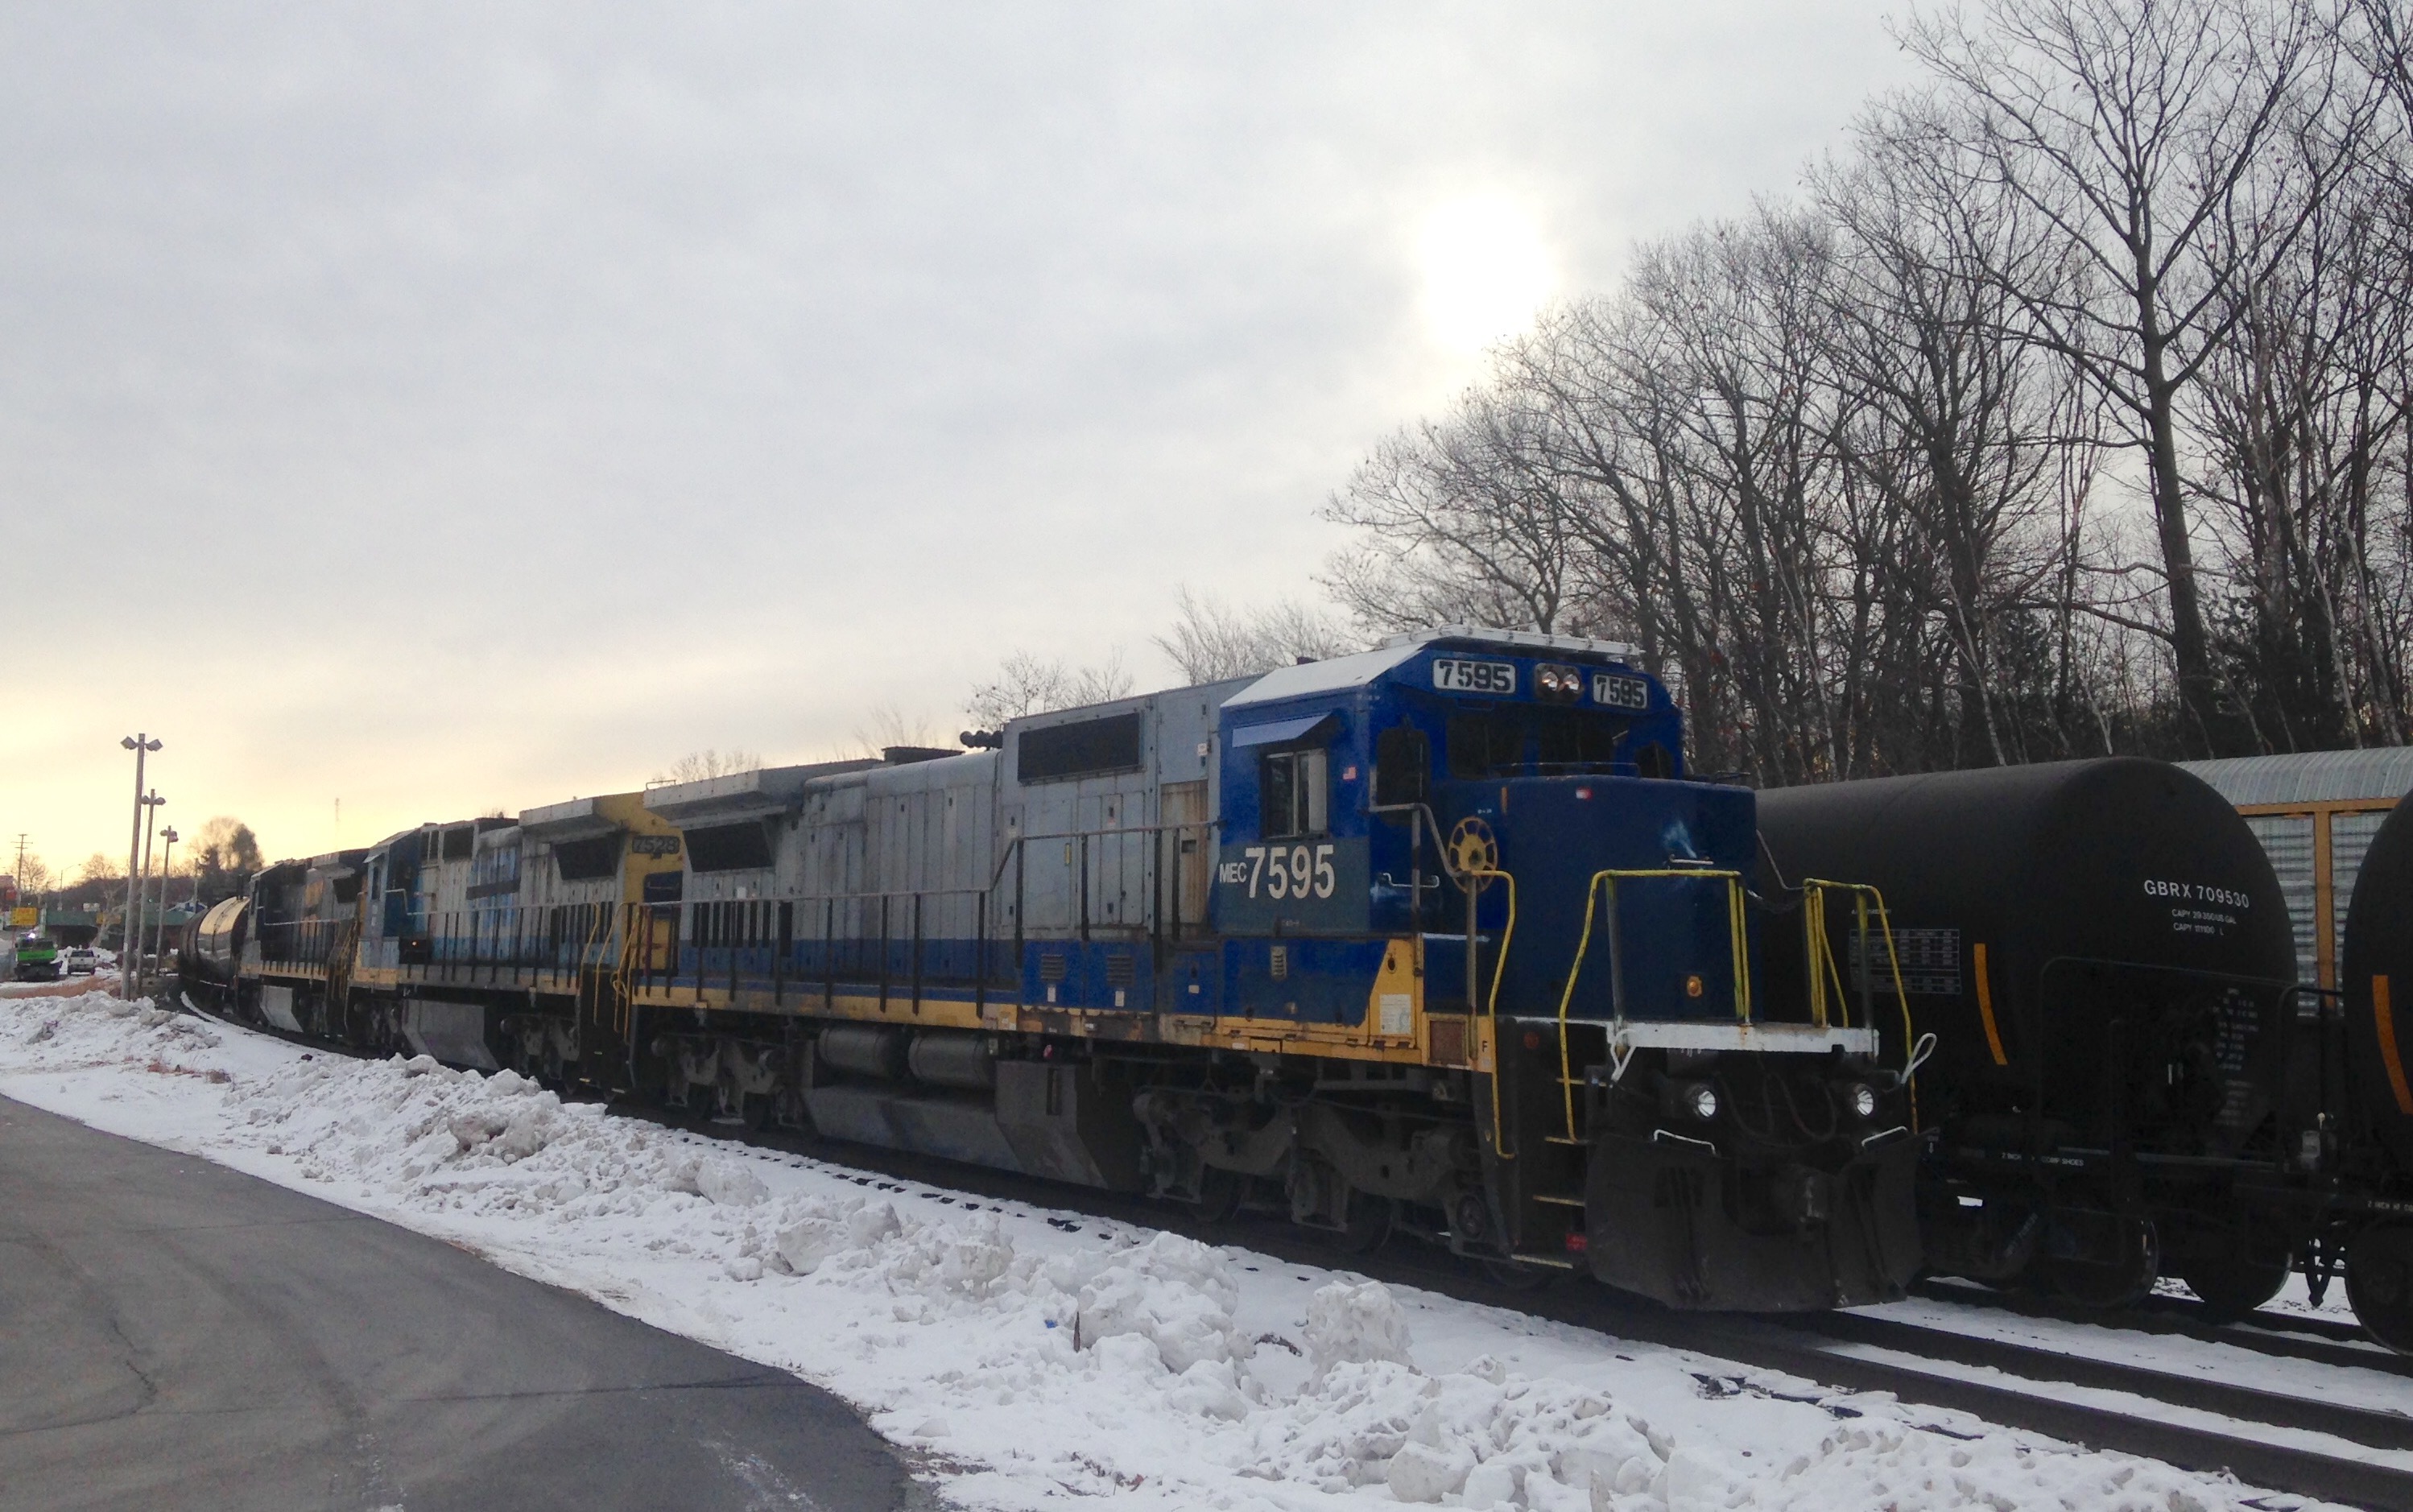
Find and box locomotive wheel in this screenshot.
[2346,1225,2413,1354]
[1327,1188,1394,1254]
[1480,1258,1559,1293]
[1193,1164,1246,1224]
[2179,1252,2290,1320]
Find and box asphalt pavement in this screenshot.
[0,1097,920,1511]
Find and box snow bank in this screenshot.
[0,989,2337,1510]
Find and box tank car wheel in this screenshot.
[1327,1189,1394,1254]
[2047,1214,2160,1311]
[2179,1252,2290,1320]
[2346,1225,2413,1354]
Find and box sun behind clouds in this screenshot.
[1416,193,1556,355]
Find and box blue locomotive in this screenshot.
[192,626,1922,1310]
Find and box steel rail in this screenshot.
[1907,1276,2412,1377]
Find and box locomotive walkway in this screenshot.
[0,1097,919,1512]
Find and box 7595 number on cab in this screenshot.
[1432,658,1516,695]
[1225,842,1337,900]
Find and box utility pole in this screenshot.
[134,790,163,998]
[151,824,177,997]
[120,735,160,999]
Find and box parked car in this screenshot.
[64,947,97,976]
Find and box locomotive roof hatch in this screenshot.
[643,760,876,827]
[518,795,622,842]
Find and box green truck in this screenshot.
[12,932,60,981]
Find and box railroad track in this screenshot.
[1905,1275,2409,1378]
[1782,1308,2413,1448]
[176,997,2413,1511]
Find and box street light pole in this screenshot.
[135,790,163,998]
[119,734,160,999]
[151,824,178,994]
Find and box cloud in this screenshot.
[0,1,1906,865]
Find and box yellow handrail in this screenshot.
[1802,884,1849,1027]
[1549,867,1752,1144]
[1462,865,1518,1159]
[1800,878,1921,1131]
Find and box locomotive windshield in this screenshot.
[1444,706,1664,778]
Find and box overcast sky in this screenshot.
[0,2,1910,878]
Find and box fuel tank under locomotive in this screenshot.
[1755,758,2304,1312]
[2340,793,2413,1350]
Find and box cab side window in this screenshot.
[1374,725,1431,807]
[1260,747,1329,839]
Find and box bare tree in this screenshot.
[191,816,262,874]
[1155,587,1356,683]
[1324,200,2133,782]
[1324,378,1597,637]
[1903,0,2346,754]
[6,853,54,898]
[1313,1,2409,769]
[1816,109,2109,767]
[848,704,944,758]
[965,651,1134,729]
[654,749,763,784]
[2188,91,2409,750]
[188,816,262,905]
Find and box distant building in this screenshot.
[41,909,101,947]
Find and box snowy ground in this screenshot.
[0,989,2353,1512]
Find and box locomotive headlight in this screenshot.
[1686,1082,1720,1122]
[1536,663,1582,701]
[1848,1083,1878,1119]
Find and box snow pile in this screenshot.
[0,989,2339,1510]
